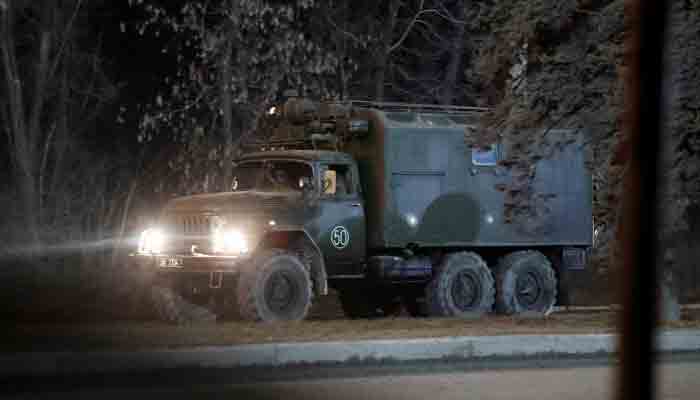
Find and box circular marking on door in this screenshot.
[330,226,350,250]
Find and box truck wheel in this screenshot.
[237,249,313,322]
[338,290,401,319]
[425,252,495,318]
[495,251,557,316]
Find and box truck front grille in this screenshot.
[260,197,286,209]
[164,214,216,254]
[180,214,215,234]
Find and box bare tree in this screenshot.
[360,0,468,102]
[1,0,117,256]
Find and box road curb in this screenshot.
[1,330,699,378]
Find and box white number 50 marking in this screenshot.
[330,226,350,249]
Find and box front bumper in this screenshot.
[130,253,250,273]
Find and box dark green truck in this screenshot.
[132,99,592,321]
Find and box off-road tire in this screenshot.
[494,250,557,316]
[237,249,313,322]
[425,252,495,318]
[338,290,401,319]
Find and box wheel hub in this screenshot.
[451,271,480,311]
[516,271,542,307]
[265,271,297,313]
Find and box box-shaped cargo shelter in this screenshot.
[344,108,593,250]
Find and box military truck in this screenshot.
[132,98,592,322]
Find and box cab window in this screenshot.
[323,164,354,196]
[231,160,312,192]
[471,144,499,166]
[261,161,313,192]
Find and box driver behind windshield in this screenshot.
[265,163,294,191]
[232,161,312,192]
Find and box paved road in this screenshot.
[6,357,699,400]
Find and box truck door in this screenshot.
[317,162,366,276]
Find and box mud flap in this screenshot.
[557,247,588,307]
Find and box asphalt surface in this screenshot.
[4,354,700,400]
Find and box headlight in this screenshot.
[138,228,166,254]
[212,228,249,254]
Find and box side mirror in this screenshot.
[299,177,314,192]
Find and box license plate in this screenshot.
[160,258,183,268]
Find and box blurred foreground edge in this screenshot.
[618,1,668,400]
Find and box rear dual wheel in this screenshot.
[424,250,557,318]
[426,252,495,318]
[494,251,557,316]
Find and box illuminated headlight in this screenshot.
[212,228,249,254]
[138,228,166,254]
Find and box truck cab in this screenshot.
[229,150,368,276]
[133,150,369,320]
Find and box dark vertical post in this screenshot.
[617,1,668,400]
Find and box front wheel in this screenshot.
[237,249,313,322]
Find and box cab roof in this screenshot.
[237,149,354,163]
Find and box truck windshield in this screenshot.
[232,160,313,193]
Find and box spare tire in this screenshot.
[237,249,313,322]
[425,252,495,318]
[495,250,557,316]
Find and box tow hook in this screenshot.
[209,271,223,289]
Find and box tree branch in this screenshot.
[48,0,83,80]
[388,1,462,54]
[28,7,52,154]
[38,123,56,219]
[1,0,29,169]
[325,12,363,44]
[388,0,425,54]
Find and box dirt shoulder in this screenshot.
[3,309,700,353]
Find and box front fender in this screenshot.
[257,227,328,296]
